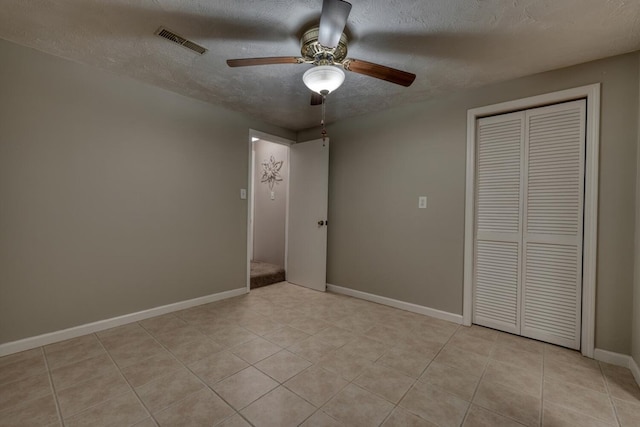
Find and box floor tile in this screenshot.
[212,367,279,410]
[340,336,388,361]
[64,391,148,427]
[495,333,544,355]
[135,368,205,413]
[544,358,606,394]
[353,363,414,403]
[463,405,526,427]
[167,336,225,365]
[217,413,253,427]
[322,384,394,427]
[188,351,249,386]
[482,360,542,397]
[446,334,495,357]
[0,348,42,369]
[399,381,469,427]
[420,361,481,401]
[206,326,259,348]
[254,350,312,383]
[300,411,344,427]
[285,366,348,407]
[473,379,540,426]
[0,393,59,426]
[45,335,105,370]
[106,337,166,368]
[154,388,235,426]
[263,326,311,348]
[120,351,182,388]
[139,314,187,335]
[433,346,488,377]
[317,349,372,381]
[543,378,617,424]
[240,316,284,336]
[490,346,542,372]
[602,366,640,403]
[382,407,438,426]
[542,401,614,427]
[50,353,118,390]
[455,325,500,343]
[545,345,599,371]
[288,316,332,335]
[230,337,282,364]
[377,347,433,378]
[242,386,316,427]
[153,325,208,350]
[0,349,47,385]
[614,397,640,427]
[288,336,339,362]
[313,326,357,347]
[131,417,158,427]
[0,372,51,412]
[56,370,130,418]
[97,325,151,350]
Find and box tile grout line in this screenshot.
[42,346,66,427]
[94,328,159,426]
[378,322,463,426]
[598,361,623,427]
[458,329,495,426]
[135,319,249,426]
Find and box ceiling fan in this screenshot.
[226,0,416,105]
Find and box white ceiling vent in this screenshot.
[156,27,207,55]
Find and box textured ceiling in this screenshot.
[1,0,639,131]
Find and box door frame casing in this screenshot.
[462,84,601,358]
[247,129,294,293]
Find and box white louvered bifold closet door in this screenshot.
[472,100,586,349]
[473,112,525,334]
[521,100,585,349]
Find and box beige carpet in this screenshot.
[250,261,285,289]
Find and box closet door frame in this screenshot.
[463,84,601,358]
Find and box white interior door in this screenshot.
[521,100,585,349]
[287,139,329,291]
[473,111,525,334]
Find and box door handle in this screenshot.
[318,220,325,226]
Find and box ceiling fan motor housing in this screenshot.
[301,27,348,65]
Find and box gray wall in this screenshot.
[253,140,288,267]
[300,52,640,354]
[0,39,294,344]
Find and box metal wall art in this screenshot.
[261,155,284,190]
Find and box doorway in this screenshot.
[249,133,291,289]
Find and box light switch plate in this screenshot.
[419,196,427,209]
[270,191,275,200]
[240,189,247,199]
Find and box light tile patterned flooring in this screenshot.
[2,282,640,426]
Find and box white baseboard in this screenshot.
[593,348,632,367]
[594,348,640,387]
[0,287,247,357]
[327,284,463,325]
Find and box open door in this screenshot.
[287,139,329,291]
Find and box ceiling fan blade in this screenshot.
[342,59,416,87]
[310,92,323,106]
[226,57,303,67]
[318,0,352,48]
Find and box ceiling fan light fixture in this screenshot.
[302,65,345,95]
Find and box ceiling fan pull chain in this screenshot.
[321,94,328,144]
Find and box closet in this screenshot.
[472,99,586,350]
